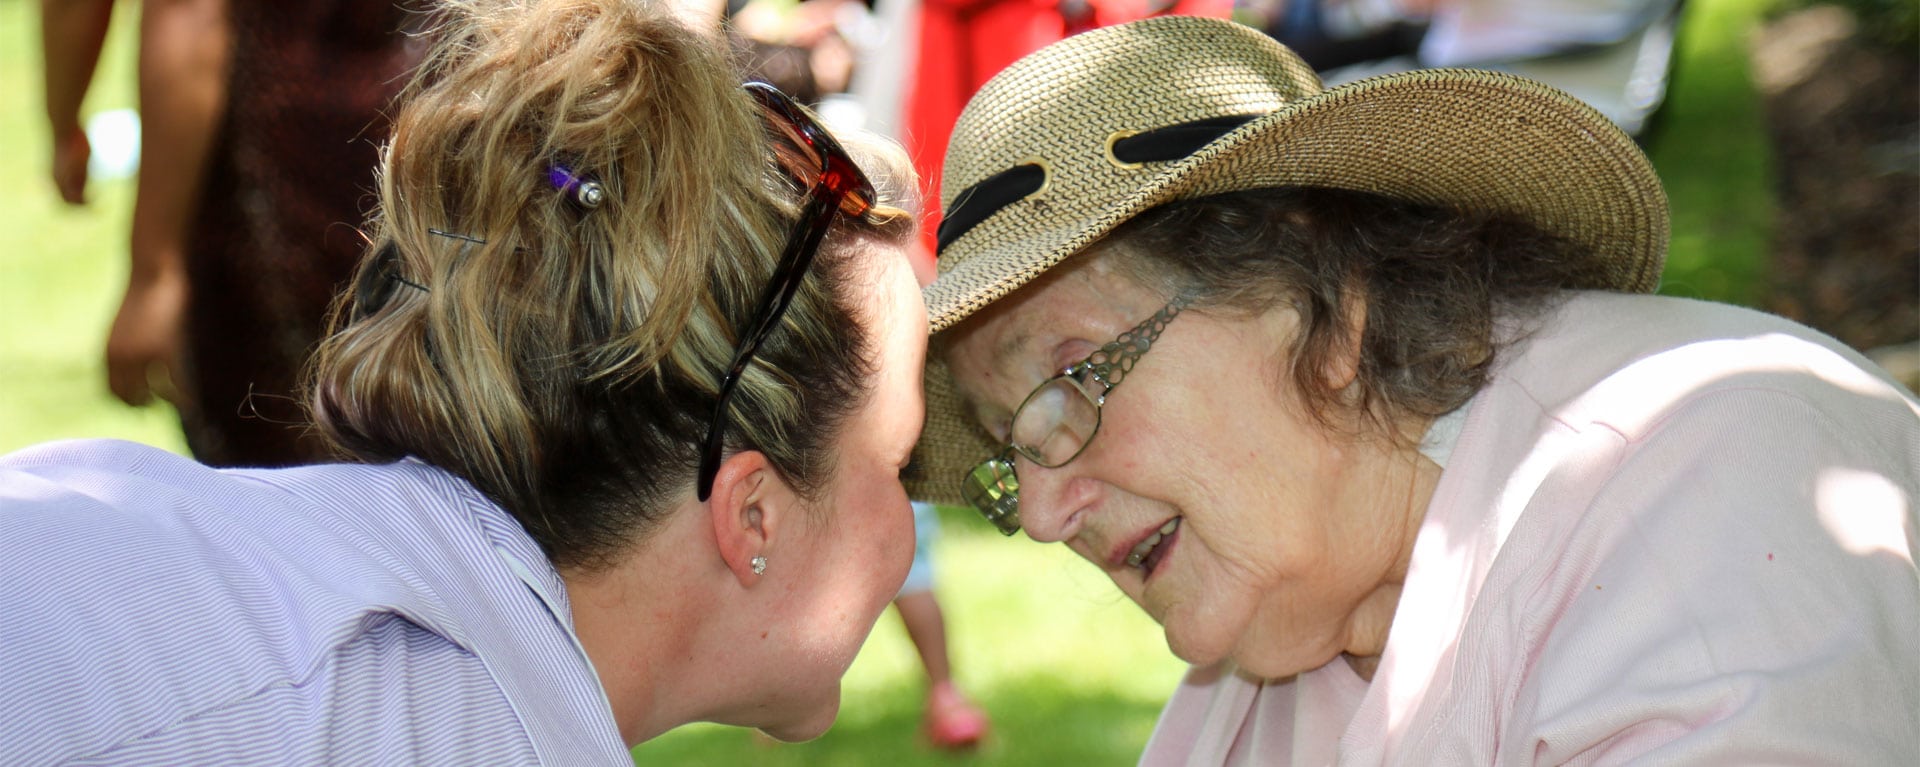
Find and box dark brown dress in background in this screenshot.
[178,1,421,466]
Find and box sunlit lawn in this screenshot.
[0,0,1779,763]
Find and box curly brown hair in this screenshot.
[1099,185,1596,440]
[306,0,918,572]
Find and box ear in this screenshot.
[1321,284,1368,392]
[706,449,801,585]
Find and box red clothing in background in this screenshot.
[903,0,1229,262]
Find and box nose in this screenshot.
[1011,457,1093,544]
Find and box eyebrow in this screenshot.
[946,327,1027,435]
[992,328,1033,369]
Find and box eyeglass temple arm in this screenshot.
[1085,297,1188,390]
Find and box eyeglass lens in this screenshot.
[1009,375,1102,466]
[963,456,1022,536]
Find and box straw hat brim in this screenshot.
[908,53,1667,507]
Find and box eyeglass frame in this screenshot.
[696,82,880,502]
[962,297,1189,535]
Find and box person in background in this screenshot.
[3,0,928,761]
[896,501,993,749]
[40,0,420,466]
[1247,0,1683,136]
[912,16,1919,763]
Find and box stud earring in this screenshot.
[751,555,768,575]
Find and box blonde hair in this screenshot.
[308,0,918,571]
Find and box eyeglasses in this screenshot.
[962,298,1188,534]
[697,82,879,501]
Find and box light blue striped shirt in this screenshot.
[1,440,631,765]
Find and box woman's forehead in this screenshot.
[951,254,1156,356]
[950,281,1084,371]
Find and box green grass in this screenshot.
[1645,0,1780,306]
[0,0,1783,763]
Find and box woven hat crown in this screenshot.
[931,18,1325,330]
[941,19,1319,217]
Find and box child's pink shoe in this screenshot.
[924,680,990,750]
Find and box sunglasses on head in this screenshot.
[695,82,880,501]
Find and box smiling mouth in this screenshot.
[1124,518,1180,577]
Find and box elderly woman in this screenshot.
[1,0,926,762]
[910,16,1920,764]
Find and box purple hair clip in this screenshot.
[548,163,606,209]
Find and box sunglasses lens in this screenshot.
[747,83,875,218]
[963,458,1022,535]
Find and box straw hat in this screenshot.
[908,15,1668,507]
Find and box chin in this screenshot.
[1227,651,1317,681]
[1162,620,1236,670]
[1225,632,1345,681]
[754,687,842,743]
[1159,594,1262,670]
[1164,612,1321,679]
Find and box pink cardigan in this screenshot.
[1141,292,1920,765]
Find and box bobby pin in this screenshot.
[427,228,488,244]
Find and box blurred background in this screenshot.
[2,0,1913,763]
